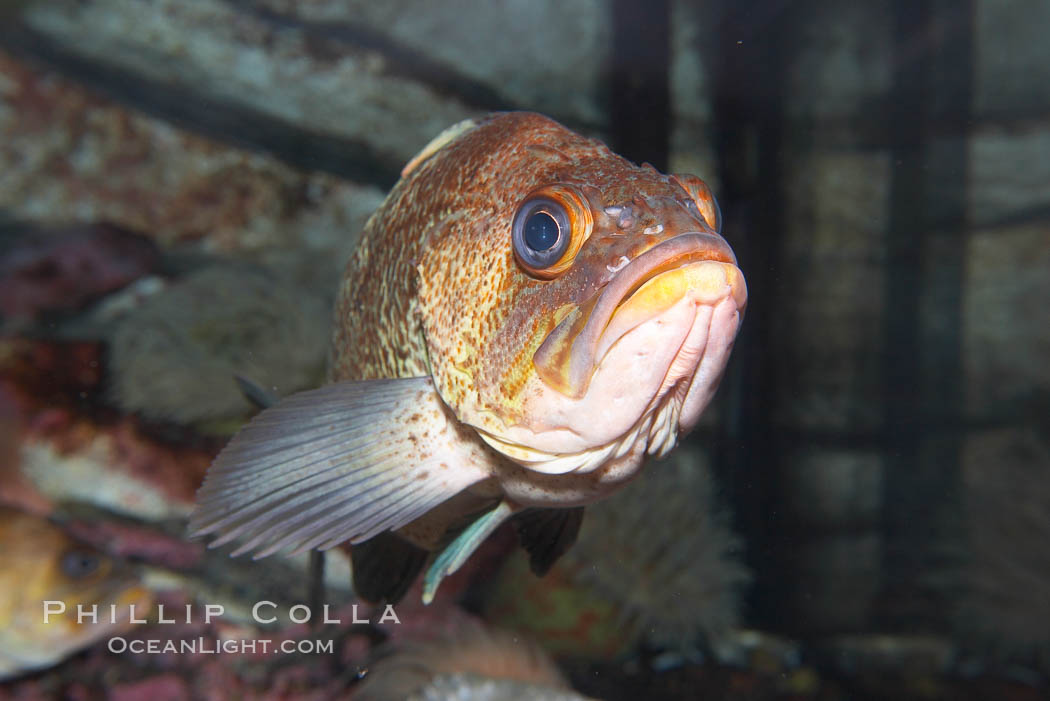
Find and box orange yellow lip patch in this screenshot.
[595,261,747,366]
[533,259,747,399]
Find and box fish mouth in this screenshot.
[533,232,747,399]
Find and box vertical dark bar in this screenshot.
[705,0,792,630]
[922,2,971,424]
[610,0,671,171]
[308,550,326,631]
[880,0,973,629]
[881,0,930,627]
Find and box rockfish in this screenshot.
[0,506,151,679]
[190,112,747,604]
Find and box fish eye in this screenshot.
[60,549,102,579]
[514,198,570,267]
[670,173,722,233]
[524,210,561,253]
[512,185,593,278]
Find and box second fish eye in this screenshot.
[60,549,101,579]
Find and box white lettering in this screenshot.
[77,604,98,624]
[103,633,336,656]
[157,604,174,624]
[322,605,340,624]
[288,604,311,624]
[43,600,65,623]
[204,604,224,624]
[252,600,277,624]
[129,604,147,624]
[378,605,400,624]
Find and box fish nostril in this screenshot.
[617,207,635,229]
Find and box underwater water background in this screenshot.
[0,0,1048,699]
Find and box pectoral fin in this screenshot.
[422,500,518,604]
[349,533,428,605]
[513,507,585,576]
[189,376,491,558]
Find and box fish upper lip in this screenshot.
[533,232,743,399]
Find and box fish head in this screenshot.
[415,113,746,476]
[0,508,151,679]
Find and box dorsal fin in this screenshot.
[401,118,479,178]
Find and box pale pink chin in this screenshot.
[481,291,742,473]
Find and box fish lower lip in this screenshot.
[533,232,746,398]
[594,260,746,364]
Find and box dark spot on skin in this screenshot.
[417,470,430,480]
[440,462,449,470]
[409,413,422,422]
[408,435,418,444]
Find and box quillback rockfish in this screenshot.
[191,112,747,604]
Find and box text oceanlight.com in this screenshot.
[107,637,334,655]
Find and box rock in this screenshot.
[0,223,160,325]
[3,0,610,182]
[0,50,385,265]
[106,264,331,427]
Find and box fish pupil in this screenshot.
[524,211,560,252]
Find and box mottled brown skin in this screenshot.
[332,112,724,416]
[328,112,730,550]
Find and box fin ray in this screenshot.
[230,470,405,556]
[250,470,410,556]
[190,377,491,558]
[422,500,518,604]
[513,507,585,576]
[351,533,428,604]
[199,444,405,534]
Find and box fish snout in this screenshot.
[533,232,746,399]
